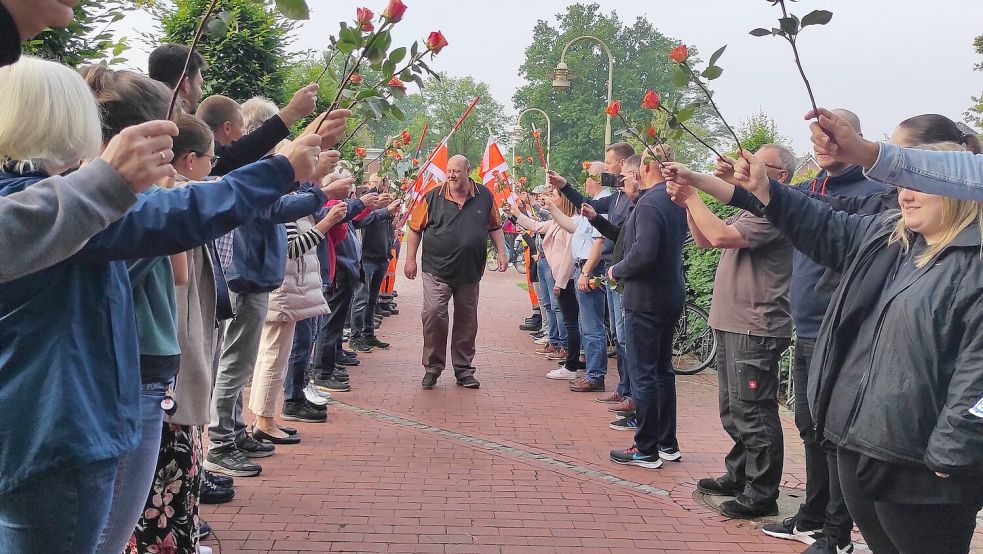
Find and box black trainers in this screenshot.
[200,476,235,504]
[609,445,663,469]
[718,495,779,519]
[336,352,360,366]
[204,447,262,477]
[235,432,275,458]
[422,373,438,389]
[608,416,638,431]
[198,521,212,540]
[205,471,234,488]
[804,536,855,553]
[456,375,480,389]
[281,400,328,422]
[314,376,352,392]
[365,336,391,349]
[697,476,743,496]
[762,516,823,545]
[349,338,374,352]
[333,366,350,382]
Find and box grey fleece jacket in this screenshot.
[0,160,136,282]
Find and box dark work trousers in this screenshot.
[555,281,581,370]
[421,272,480,377]
[350,259,386,341]
[838,448,983,554]
[284,316,319,404]
[714,331,790,506]
[313,270,356,381]
[624,309,680,455]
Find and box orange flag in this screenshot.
[479,136,516,206]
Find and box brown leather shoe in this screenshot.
[570,378,605,392]
[545,347,568,361]
[595,392,624,404]
[608,397,636,413]
[568,376,588,388]
[534,343,553,355]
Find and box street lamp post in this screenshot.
[550,35,615,148]
[513,108,551,167]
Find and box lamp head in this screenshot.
[551,62,571,90]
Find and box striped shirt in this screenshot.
[286,221,325,259]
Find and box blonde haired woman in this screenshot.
[677,142,983,554]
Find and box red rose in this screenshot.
[641,90,661,110]
[514,156,523,164]
[356,7,374,31]
[401,130,412,143]
[670,44,688,63]
[519,176,527,185]
[412,158,420,167]
[647,126,657,139]
[426,31,449,55]
[527,157,533,164]
[388,77,406,90]
[350,73,364,85]
[355,146,367,158]
[382,0,407,22]
[605,100,620,117]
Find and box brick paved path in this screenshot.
[204,267,982,553]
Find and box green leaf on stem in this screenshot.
[389,47,407,65]
[383,59,396,78]
[410,73,425,89]
[339,25,357,46]
[356,89,380,100]
[389,85,406,98]
[800,9,833,28]
[708,45,726,67]
[391,105,405,121]
[410,41,419,58]
[341,88,358,99]
[400,69,413,81]
[670,65,690,87]
[614,128,629,137]
[779,16,799,36]
[366,97,384,119]
[676,105,697,123]
[701,65,723,80]
[275,0,310,20]
[338,41,355,55]
[749,28,773,37]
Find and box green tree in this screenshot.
[966,34,983,128]
[421,73,508,164]
[150,0,294,102]
[683,109,790,310]
[512,3,723,179]
[21,0,141,67]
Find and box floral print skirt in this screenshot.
[124,423,202,554]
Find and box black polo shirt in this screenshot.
[409,180,503,285]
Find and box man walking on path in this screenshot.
[405,155,508,390]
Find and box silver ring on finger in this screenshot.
[159,151,166,162]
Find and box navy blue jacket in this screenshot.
[789,166,888,338]
[0,156,296,494]
[226,186,328,294]
[357,207,394,264]
[609,184,688,314]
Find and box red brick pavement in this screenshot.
[206,267,982,553]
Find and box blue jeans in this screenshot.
[94,381,168,554]
[0,457,119,552]
[285,316,320,402]
[624,309,680,455]
[606,286,630,397]
[351,260,386,339]
[574,267,607,383]
[536,257,565,347]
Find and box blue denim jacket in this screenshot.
[0,156,295,494]
[866,143,983,200]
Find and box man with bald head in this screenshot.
[407,155,507,389]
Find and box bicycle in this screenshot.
[672,236,718,375]
[486,234,527,274]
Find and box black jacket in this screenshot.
[609,184,687,314]
[762,181,983,476]
[0,4,19,68]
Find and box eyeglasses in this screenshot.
[195,152,221,168]
[763,163,787,173]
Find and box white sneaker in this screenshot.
[546,367,579,380]
[304,383,330,405]
[198,547,213,554]
[534,335,550,345]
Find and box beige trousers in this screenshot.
[248,320,295,418]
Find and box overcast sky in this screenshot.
[118,0,982,154]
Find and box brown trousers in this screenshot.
[422,272,480,377]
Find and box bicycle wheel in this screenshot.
[672,303,717,375]
[486,244,499,271]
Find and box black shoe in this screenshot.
[281,401,328,422]
[204,447,262,477]
[205,471,234,488]
[341,348,358,358]
[314,376,351,392]
[277,425,298,436]
[422,373,438,390]
[718,495,779,519]
[253,427,301,445]
[697,476,743,496]
[519,322,542,332]
[762,516,823,546]
[456,375,480,389]
[235,432,275,458]
[198,521,212,540]
[391,291,399,298]
[519,315,542,331]
[377,306,394,317]
[380,304,399,315]
[349,338,374,353]
[333,366,350,381]
[530,330,546,340]
[307,399,328,413]
[803,536,855,553]
[365,336,390,349]
[200,477,235,504]
[336,352,360,366]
